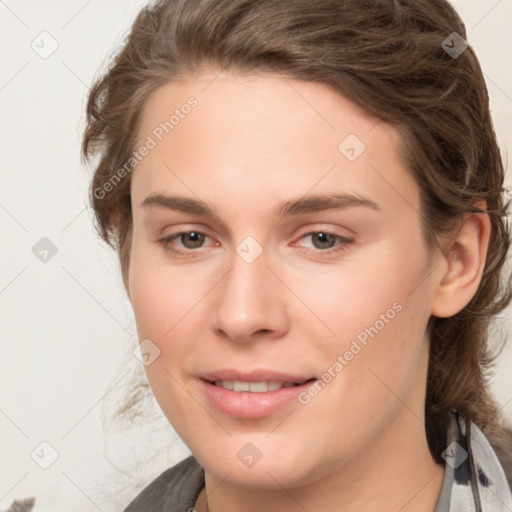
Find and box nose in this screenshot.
[211,246,290,344]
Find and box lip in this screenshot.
[198,369,318,419]
[200,369,314,383]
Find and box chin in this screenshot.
[194,436,323,490]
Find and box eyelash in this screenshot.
[156,230,355,258]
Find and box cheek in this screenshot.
[295,239,433,402]
[128,248,203,415]
[128,240,202,342]
[291,240,431,344]
[129,266,173,340]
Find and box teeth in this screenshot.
[217,380,233,390]
[213,380,299,392]
[235,381,250,392]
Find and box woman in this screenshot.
[82,0,512,510]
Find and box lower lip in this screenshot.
[199,379,317,419]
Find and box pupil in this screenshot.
[183,232,204,248]
[314,233,335,249]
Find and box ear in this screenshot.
[431,201,491,318]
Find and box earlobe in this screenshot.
[431,204,490,318]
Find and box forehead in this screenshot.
[131,70,419,220]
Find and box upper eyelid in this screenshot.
[158,221,354,239]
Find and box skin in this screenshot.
[127,68,489,511]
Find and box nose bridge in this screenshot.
[212,243,288,342]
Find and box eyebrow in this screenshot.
[141,192,382,217]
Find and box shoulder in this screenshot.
[486,424,512,490]
[123,455,204,512]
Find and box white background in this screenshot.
[0,1,511,510]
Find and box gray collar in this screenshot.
[434,410,512,511]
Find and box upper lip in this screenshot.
[200,369,316,383]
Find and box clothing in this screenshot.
[123,411,512,511]
[435,411,512,511]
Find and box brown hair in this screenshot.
[82,0,512,476]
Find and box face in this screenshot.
[128,69,442,489]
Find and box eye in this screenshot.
[296,231,354,255]
[157,231,214,257]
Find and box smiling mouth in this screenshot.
[208,379,316,392]
[200,377,319,418]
